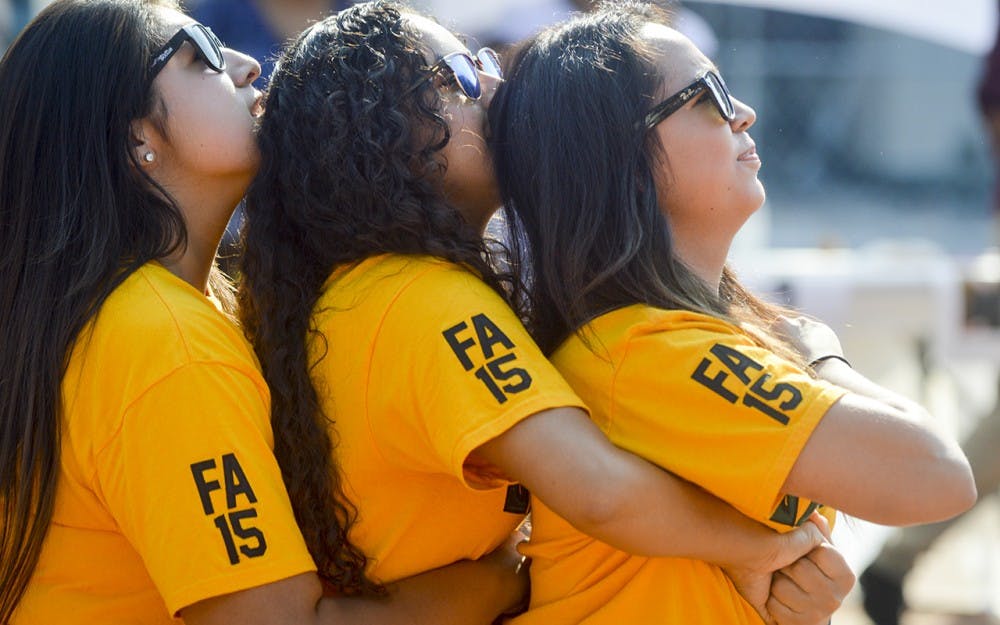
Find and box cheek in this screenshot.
[667,134,732,199]
[437,102,501,217]
[655,142,713,210]
[167,97,257,170]
[447,103,487,152]
[442,104,492,180]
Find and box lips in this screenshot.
[738,144,759,161]
[250,90,264,117]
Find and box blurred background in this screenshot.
[4,1,1000,622]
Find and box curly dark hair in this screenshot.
[238,0,511,595]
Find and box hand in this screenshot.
[768,540,855,625]
[723,517,828,625]
[725,564,776,624]
[770,316,844,366]
[484,523,531,623]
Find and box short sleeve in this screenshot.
[367,265,586,488]
[94,363,317,615]
[609,326,847,524]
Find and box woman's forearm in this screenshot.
[784,359,975,524]
[184,553,526,625]
[321,553,527,625]
[474,406,822,569]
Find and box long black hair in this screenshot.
[490,1,793,356]
[238,0,511,595]
[0,0,204,619]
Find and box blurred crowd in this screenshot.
[1,0,716,65]
[2,0,591,55]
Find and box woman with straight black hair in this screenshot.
[489,2,976,623]
[239,3,851,623]
[0,1,532,623]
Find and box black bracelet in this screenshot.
[809,354,852,368]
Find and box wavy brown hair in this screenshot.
[238,0,511,595]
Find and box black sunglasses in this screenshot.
[149,23,226,79]
[405,47,503,100]
[644,70,735,129]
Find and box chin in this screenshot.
[746,181,766,214]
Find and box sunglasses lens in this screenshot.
[188,25,226,72]
[477,48,503,79]
[706,73,735,120]
[445,54,481,99]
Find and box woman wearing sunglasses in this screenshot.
[0,1,545,624]
[488,3,976,623]
[237,2,858,621]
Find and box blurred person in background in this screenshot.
[1,1,11,53]
[1,0,30,51]
[568,0,717,56]
[405,0,577,51]
[859,2,1000,624]
[184,0,352,80]
[982,0,1000,249]
[413,0,715,59]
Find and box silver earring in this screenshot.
[143,152,155,163]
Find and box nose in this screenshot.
[225,48,262,87]
[730,97,756,132]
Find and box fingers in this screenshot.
[723,566,776,625]
[770,315,843,365]
[771,522,826,571]
[805,542,854,587]
[772,559,833,609]
[486,522,533,573]
[805,510,832,541]
[791,521,826,553]
[767,544,855,625]
[767,592,830,625]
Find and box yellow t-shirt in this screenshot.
[311,254,585,583]
[515,305,847,625]
[13,263,316,624]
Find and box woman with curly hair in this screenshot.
[239,2,849,620]
[488,2,975,623]
[0,1,535,623]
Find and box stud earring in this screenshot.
[143,152,155,163]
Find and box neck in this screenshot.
[159,249,216,293]
[472,212,492,236]
[456,200,500,237]
[673,236,732,293]
[157,178,245,293]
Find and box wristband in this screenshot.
[808,354,851,368]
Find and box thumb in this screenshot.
[773,522,825,570]
[806,510,833,543]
